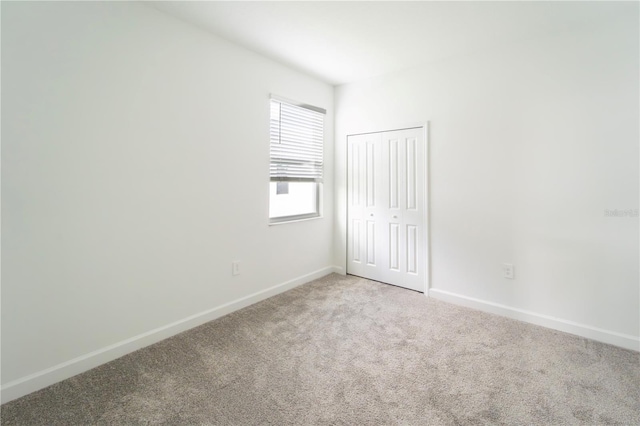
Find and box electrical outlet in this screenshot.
[232,261,240,276]
[503,263,514,279]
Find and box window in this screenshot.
[269,96,325,223]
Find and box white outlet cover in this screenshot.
[503,263,514,279]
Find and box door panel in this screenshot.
[347,132,384,280]
[352,219,361,263]
[388,138,400,210]
[406,225,418,274]
[366,220,376,265]
[366,141,377,207]
[380,130,405,285]
[389,223,400,271]
[406,136,418,211]
[350,143,361,207]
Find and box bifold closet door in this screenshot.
[347,127,425,292]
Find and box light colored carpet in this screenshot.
[2,273,639,425]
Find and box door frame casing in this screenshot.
[345,122,430,294]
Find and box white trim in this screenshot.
[0,266,342,404]
[422,123,430,294]
[344,121,428,138]
[268,214,323,226]
[270,94,326,115]
[332,266,345,275]
[428,288,640,352]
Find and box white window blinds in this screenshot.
[270,97,325,182]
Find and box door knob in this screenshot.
[370,213,374,217]
[393,215,398,219]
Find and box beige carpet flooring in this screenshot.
[2,273,639,425]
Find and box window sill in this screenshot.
[269,215,323,226]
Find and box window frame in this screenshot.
[268,182,322,224]
[268,95,325,225]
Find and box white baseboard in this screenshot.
[428,288,640,352]
[1,266,341,404]
[332,265,345,275]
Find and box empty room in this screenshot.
[1,1,638,424]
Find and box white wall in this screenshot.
[335,10,639,349]
[1,1,334,400]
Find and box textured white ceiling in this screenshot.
[150,1,635,86]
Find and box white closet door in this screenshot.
[347,132,385,282]
[347,127,425,292]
